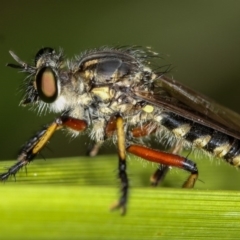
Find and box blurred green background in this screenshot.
[1,1,240,239]
[1,0,240,180]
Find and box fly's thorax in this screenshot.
[72,48,145,86]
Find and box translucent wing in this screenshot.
[133,75,240,139]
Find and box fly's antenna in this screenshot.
[6,51,35,72]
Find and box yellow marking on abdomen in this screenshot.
[213,144,232,158]
[172,124,191,137]
[232,155,240,166]
[193,135,211,148]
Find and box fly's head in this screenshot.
[7,47,70,113]
[34,47,65,104]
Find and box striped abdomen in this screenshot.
[160,112,240,166]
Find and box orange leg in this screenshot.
[130,123,171,186]
[106,120,187,187]
[131,124,186,186]
[150,141,184,186]
[127,144,198,188]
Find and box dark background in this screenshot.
[1,0,240,160]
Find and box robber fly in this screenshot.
[1,46,240,215]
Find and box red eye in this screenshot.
[35,67,59,103]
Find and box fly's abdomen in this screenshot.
[160,112,240,166]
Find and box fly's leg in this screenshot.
[0,116,87,181]
[87,115,118,157]
[0,123,59,180]
[150,165,170,186]
[127,144,198,188]
[130,124,180,186]
[150,141,183,186]
[109,115,128,215]
[86,141,104,157]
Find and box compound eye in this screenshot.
[35,47,55,67]
[35,66,59,103]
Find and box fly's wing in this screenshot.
[159,75,240,129]
[133,75,240,139]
